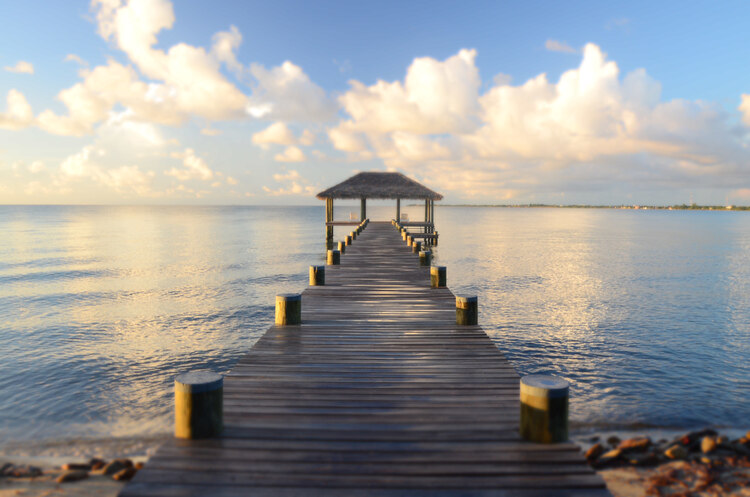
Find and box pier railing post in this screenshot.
[309,265,325,286]
[456,295,478,325]
[430,266,446,288]
[345,235,352,246]
[412,240,422,253]
[275,293,302,325]
[327,249,340,265]
[174,371,223,439]
[338,241,346,254]
[520,375,569,444]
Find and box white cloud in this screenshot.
[247,61,337,122]
[165,148,214,181]
[4,61,34,74]
[252,122,297,147]
[57,144,156,196]
[251,122,317,150]
[263,169,316,196]
[201,127,222,136]
[329,44,750,200]
[0,89,34,130]
[28,161,45,173]
[545,39,578,54]
[64,54,87,66]
[274,146,306,163]
[740,94,750,127]
[299,129,316,146]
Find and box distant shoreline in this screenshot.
[431,204,750,210]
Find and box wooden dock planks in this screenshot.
[121,222,609,497]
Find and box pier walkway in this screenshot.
[121,222,608,496]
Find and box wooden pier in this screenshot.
[121,222,608,496]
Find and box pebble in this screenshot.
[56,470,89,483]
[665,445,688,460]
[585,443,604,460]
[113,467,137,481]
[701,436,717,454]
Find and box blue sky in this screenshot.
[1,0,750,205]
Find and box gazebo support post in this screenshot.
[326,198,334,248]
[430,200,435,233]
[424,199,429,223]
[396,198,400,222]
[360,198,367,221]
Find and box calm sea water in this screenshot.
[1,205,748,455]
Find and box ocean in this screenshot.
[1,205,748,457]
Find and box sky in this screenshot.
[1,0,750,205]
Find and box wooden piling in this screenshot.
[520,375,569,444]
[419,249,431,266]
[309,265,325,286]
[327,249,340,265]
[430,265,446,288]
[412,240,422,253]
[338,241,346,254]
[456,295,478,325]
[275,293,302,325]
[345,235,352,246]
[174,371,223,439]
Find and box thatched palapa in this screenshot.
[316,172,443,200]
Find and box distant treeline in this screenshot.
[432,204,750,210]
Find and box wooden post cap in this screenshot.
[456,295,478,325]
[520,375,569,444]
[174,371,223,439]
[327,249,341,265]
[309,265,325,286]
[430,265,446,287]
[275,293,302,325]
[338,241,346,254]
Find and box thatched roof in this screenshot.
[316,172,443,200]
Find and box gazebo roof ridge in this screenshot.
[316,171,443,200]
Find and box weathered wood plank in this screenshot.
[121,222,607,496]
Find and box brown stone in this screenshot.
[1,464,43,478]
[618,436,651,452]
[628,452,659,467]
[62,463,91,471]
[102,460,128,475]
[56,470,89,483]
[665,445,688,460]
[112,467,137,481]
[606,436,621,446]
[91,460,105,470]
[701,436,717,454]
[591,448,622,468]
[585,443,604,460]
[134,462,144,470]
